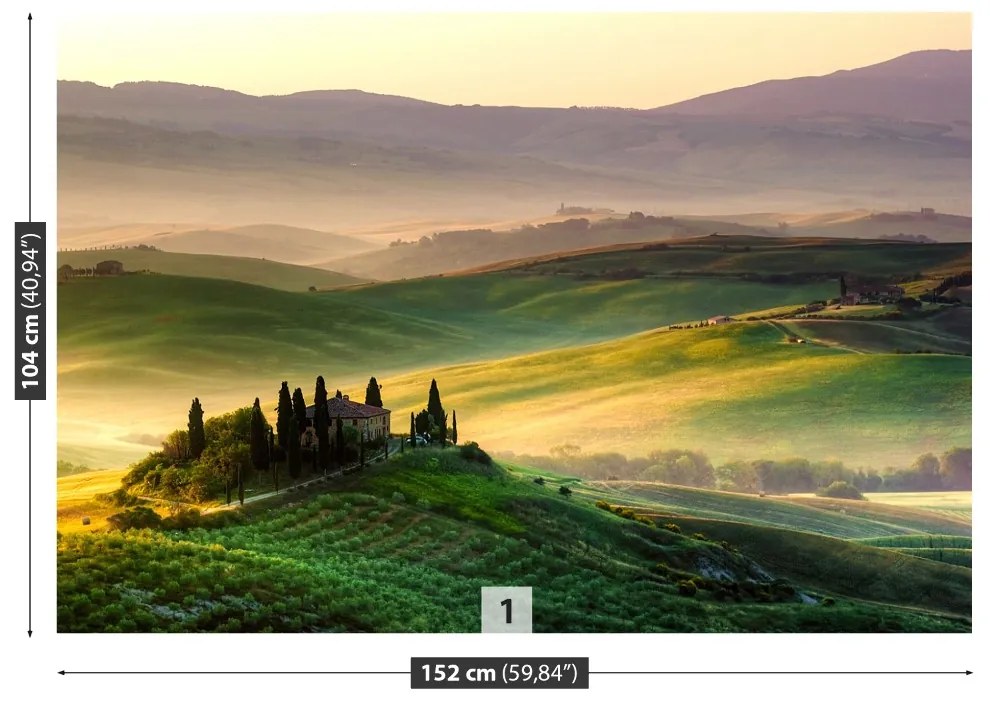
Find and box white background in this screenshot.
[0,1,982,707]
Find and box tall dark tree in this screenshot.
[365,376,383,407]
[840,275,848,299]
[249,397,270,471]
[415,409,433,438]
[336,416,344,464]
[409,412,416,448]
[188,397,206,459]
[314,376,330,471]
[267,426,275,466]
[292,387,307,434]
[276,381,292,450]
[451,410,458,446]
[287,414,302,478]
[335,389,343,399]
[359,431,366,469]
[427,378,448,445]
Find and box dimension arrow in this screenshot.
[59,669,970,676]
[590,670,972,676]
[26,11,33,640]
[60,671,410,676]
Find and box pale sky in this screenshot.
[57,12,971,108]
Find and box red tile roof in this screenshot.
[305,397,390,421]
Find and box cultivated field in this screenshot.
[56,449,970,632]
[57,469,128,533]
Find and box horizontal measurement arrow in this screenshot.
[60,670,970,676]
[60,670,409,676]
[591,670,971,675]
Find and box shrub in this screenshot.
[692,532,709,541]
[822,597,836,607]
[390,492,406,504]
[95,488,140,507]
[161,508,203,530]
[459,442,492,465]
[107,507,163,531]
[595,500,612,511]
[534,477,546,486]
[677,580,698,597]
[558,486,573,497]
[663,523,682,534]
[816,481,865,500]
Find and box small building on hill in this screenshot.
[841,282,905,306]
[707,315,732,325]
[95,260,124,276]
[304,394,391,441]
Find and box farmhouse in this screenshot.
[707,315,732,325]
[304,394,391,441]
[95,259,124,276]
[841,282,905,306]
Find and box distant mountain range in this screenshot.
[651,49,971,123]
[58,49,971,247]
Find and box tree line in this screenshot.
[126,375,391,503]
[406,379,457,449]
[498,445,972,494]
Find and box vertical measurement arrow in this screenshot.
[27,11,34,639]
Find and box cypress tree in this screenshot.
[237,464,244,505]
[276,381,292,450]
[314,376,330,471]
[335,389,343,399]
[287,413,302,478]
[292,387,307,434]
[840,275,848,299]
[365,376,383,407]
[267,426,275,468]
[188,397,206,459]
[427,379,448,445]
[409,412,416,448]
[415,409,433,438]
[249,397,269,471]
[336,416,344,465]
[452,410,458,445]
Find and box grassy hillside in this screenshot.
[55,468,172,534]
[56,448,969,632]
[583,480,971,613]
[501,238,970,281]
[381,321,970,467]
[778,317,971,355]
[582,482,971,539]
[58,249,364,292]
[58,238,970,467]
[865,491,972,523]
[59,276,970,468]
[58,272,833,466]
[642,515,970,616]
[322,218,788,280]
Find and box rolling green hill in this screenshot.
[58,272,835,466]
[57,249,364,292]
[498,237,970,280]
[57,448,969,632]
[776,317,971,355]
[583,480,971,614]
[583,482,971,539]
[59,272,970,468]
[381,321,970,468]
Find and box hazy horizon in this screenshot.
[58,12,970,109]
